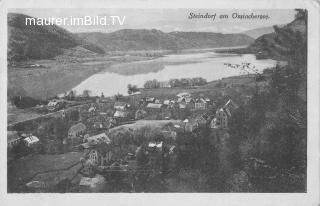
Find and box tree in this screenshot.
[127,84,139,95]
[67,90,76,101]
[114,93,123,101]
[82,89,92,98]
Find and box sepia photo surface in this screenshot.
[1,0,319,205]
[5,7,309,193]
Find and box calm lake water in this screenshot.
[73,51,277,97]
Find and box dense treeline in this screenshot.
[144,77,207,89]
[225,9,307,192]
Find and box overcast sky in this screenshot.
[9,8,296,33]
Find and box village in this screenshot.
[7,76,249,192]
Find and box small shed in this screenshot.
[24,136,40,147]
[146,103,163,109]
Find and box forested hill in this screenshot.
[8,13,105,62]
[8,13,254,62]
[244,11,307,63]
[77,30,254,51]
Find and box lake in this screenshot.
[73,51,277,97]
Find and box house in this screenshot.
[204,97,211,103]
[86,144,114,167]
[114,110,127,118]
[183,119,198,132]
[177,97,194,105]
[23,135,40,147]
[163,100,171,105]
[79,174,106,192]
[179,103,186,109]
[85,133,111,145]
[177,92,191,98]
[210,118,219,129]
[88,105,96,113]
[68,123,87,139]
[47,99,65,111]
[211,108,230,129]
[163,99,176,108]
[154,99,161,104]
[114,102,130,110]
[146,103,163,109]
[195,98,207,110]
[7,131,21,149]
[223,99,239,112]
[145,97,155,103]
[148,141,163,151]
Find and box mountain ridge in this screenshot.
[8,13,254,62]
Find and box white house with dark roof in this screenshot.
[23,135,40,147]
[146,103,163,109]
[195,98,207,110]
[114,102,130,110]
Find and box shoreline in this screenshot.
[8,47,250,101]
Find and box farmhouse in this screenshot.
[47,99,65,111]
[114,102,130,110]
[23,135,40,147]
[194,98,207,110]
[177,97,194,104]
[211,108,230,129]
[177,92,191,98]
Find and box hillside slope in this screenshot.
[8,13,254,61]
[77,29,254,52]
[243,26,276,39]
[8,13,104,62]
[245,17,306,61]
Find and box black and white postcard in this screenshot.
[0,0,319,205]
